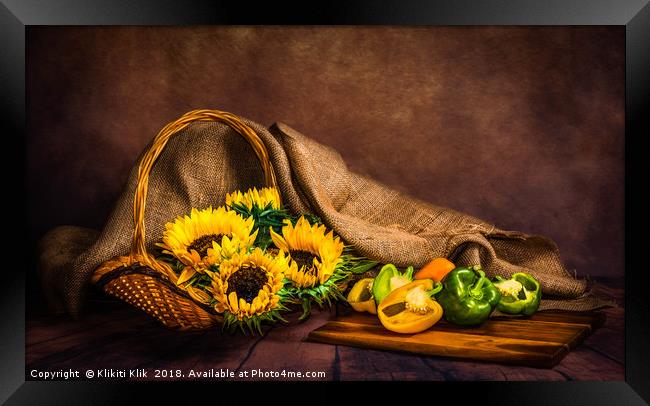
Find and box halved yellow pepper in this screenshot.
[346,278,377,314]
[377,279,443,334]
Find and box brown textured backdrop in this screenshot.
[27,26,624,288]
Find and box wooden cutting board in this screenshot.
[306,308,605,368]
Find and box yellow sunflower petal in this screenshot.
[270,228,289,252]
[186,286,211,304]
[228,292,239,312]
[176,267,197,286]
[239,299,250,315]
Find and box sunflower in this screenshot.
[209,248,288,333]
[226,186,281,211]
[271,216,344,287]
[270,216,355,319]
[226,187,289,249]
[157,206,258,285]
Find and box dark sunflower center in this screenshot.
[188,233,224,257]
[226,265,268,303]
[266,247,280,257]
[290,250,318,272]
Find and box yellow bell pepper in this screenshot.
[377,279,443,334]
[346,278,377,314]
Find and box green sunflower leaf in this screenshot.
[349,259,380,274]
[299,298,312,321]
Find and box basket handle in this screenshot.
[129,109,278,265]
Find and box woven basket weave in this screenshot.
[90,109,279,330]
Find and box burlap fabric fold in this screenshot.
[40,118,613,316]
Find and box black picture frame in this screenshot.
[2,0,649,404]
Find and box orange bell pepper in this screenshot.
[414,257,455,283]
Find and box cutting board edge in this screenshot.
[305,331,569,368]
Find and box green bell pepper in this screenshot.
[434,265,501,326]
[492,273,541,316]
[372,264,414,305]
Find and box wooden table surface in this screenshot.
[26,279,623,381]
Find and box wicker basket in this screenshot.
[90,109,278,330]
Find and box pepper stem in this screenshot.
[469,270,487,299]
[404,266,414,280]
[428,282,443,296]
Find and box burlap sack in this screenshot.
[40,118,613,316]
